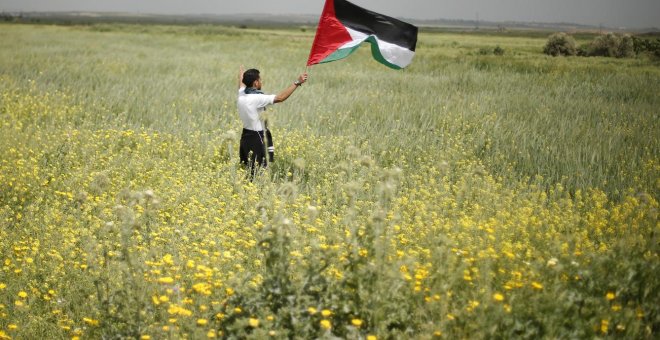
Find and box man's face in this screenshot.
[254,77,263,90]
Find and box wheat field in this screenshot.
[0,23,658,339]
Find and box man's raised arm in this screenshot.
[274,73,308,103]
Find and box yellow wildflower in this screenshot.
[351,319,363,327]
[321,309,332,317]
[320,319,332,330]
[606,292,615,301]
[192,282,212,295]
[367,335,377,340]
[531,282,543,290]
[163,254,174,265]
[249,318,259,328]
[600,319,609,334]
[17,291,27,298]
[197,319,208,326]
[493,293,505,302]
[83,317,99,326]
[168,305,192,316]
[157,277,174,284]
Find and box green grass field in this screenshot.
[0,23,658,339]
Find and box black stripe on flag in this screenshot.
[334,0,418,51]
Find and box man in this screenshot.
[237,66,308,175]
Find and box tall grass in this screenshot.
[0,23,658,338]
[3,24,655,194]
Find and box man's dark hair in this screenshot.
[242,69,260,88]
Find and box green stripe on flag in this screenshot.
[319,45,362,64]
[319,36,403,70]
[365,36,403,70]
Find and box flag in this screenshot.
[307,0,418,69]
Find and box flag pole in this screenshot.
[304,64,312,84]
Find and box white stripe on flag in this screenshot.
[340,27,415,68]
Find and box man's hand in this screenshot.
[297,72,308,85]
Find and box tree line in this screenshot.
[544,32,660,59]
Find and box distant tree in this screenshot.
[632,36,648,54]
[632,36,660,59]
[589,33,621,57]
[588,33,635,58]
[650,39,660,58]
[0,12,17,22]
[618,34,635,58]
[543,32,577,57]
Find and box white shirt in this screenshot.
[237,87,276,131]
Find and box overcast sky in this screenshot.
[1,0,658,29]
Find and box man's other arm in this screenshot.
[238,65,245,90]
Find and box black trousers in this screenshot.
[239,128,274,173]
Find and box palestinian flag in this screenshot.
[307,0,418,69]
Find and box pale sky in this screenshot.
[1,0,658,29]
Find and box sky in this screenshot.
[1,0,658,29]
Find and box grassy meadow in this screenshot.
[0,23,658,338]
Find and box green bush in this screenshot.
[577,43,590,57]
[632,36,660,58]
[619,35,635,58]
[588,33,635,58]
[477,45,505,56]
[477,47,492,55]
[543,32,577,56]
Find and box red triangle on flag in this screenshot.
[307,0,353,66]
